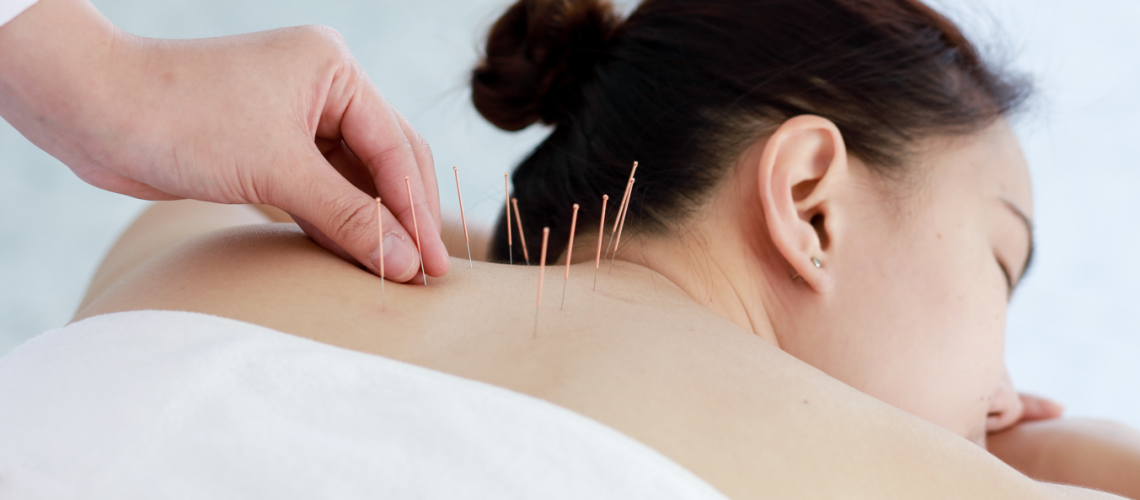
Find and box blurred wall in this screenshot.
[0,0,1137,427]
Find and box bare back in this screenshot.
[72,201,1108,500]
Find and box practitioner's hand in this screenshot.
[988,418,1140,499]
[0,0,448,282]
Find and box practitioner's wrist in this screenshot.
[0,0,131,171]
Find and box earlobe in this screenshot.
[754,115,848,294]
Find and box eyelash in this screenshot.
[996,258,1013,295]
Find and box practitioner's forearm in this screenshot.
[0,0,133,172]
[1,0,446,279]
[989,419,1140,499]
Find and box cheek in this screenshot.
[895,223,1008,435]
[786,215,1008,438]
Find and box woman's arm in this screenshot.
[989,419,1140,499]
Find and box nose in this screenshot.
[985,369,1024,433]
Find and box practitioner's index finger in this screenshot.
[337,82,447,277]
[390,106,441,228]
[336,80,422,196]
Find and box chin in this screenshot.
[966,423,988,448]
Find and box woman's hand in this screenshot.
[0,0,447,282]
[986,373,1140,498]
[986,369,1066,436]
[989,418,1140,499]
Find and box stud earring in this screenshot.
[793,258,823,282]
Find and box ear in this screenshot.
[755,115,848,294]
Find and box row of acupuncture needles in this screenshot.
[376,163,640,338]
[535,162,636,335]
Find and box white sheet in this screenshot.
[0,310,728,500]
[0,0,37,27]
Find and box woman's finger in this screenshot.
[1019,393,1065,421]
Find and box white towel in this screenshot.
[0,0,38,27]
[0,310,728,500]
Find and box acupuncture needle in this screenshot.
[605,177,635,266]
[512,198,531,266]
[404,176,427,286]
[376,197,386,311]
[505,173,513,266]
[562,204,579,310]
[535,227,550,338]
[609,178,636,273]
[453,167,473,268]
[593,194,609,291]
[603,162,638,265]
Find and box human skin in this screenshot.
[0,0,447,282]
[619,116,1033,444]
[989,418,1140,498]
[72,116,1134,498]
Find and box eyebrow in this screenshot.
[1000,199,1035,285]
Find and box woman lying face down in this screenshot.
[476,0,1032,444]
[46,0,1139,498]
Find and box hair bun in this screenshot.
[473,0,620,131]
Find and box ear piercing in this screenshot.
[792,258,823,282]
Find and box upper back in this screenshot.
[75,220,1049,500]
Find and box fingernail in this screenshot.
[370,233,416,281]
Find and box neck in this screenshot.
[574,229,782,348]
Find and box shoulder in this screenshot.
[71,206,1054,500]
[76,221,353,330]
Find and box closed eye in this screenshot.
[999,199,1035,295]
[996,257,1013,298]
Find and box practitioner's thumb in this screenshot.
[272,156,422,282]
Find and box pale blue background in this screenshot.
[1,0,1137,427]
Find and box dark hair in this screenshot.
[473,0,1029,264]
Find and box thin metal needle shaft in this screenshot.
[512,198,531,266]
[593,195,609,291]
[453,167,473,268]
[603,162,639,265]
[404,176,427,286]
[505,173,513,266]
[605,177,635,268]
[609,178,636,274]
[535,227,550,338]
[562,204,579,310]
